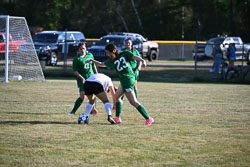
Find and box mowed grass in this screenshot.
[0,64,250,166]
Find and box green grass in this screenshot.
[0,64,250,166]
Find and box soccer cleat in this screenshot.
[145,117,154,126]
[107,115,116,124]
[114,117,122,124]
[68,110,75,115]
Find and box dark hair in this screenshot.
[77,42,86,49]
[105,43,120,59]
[105,43,117,52]
[125,37,132,43]
[125,37,134,51]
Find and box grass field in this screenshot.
[0,63,250,166]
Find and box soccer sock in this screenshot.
[134,89,138,98]
[84,103,93,116]
[121,95,124,100]
[104,102,112,116]
[115,101,123,117]
[137,104,150,119]
[72,97,83,113]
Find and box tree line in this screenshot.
[1,0,249,42]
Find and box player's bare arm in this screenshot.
[93,63,98,74]
[86,59,106,68]
[73,71,85,84]
[132,56,146,68]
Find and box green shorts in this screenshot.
[120,77,135,93]
[76,79,85,92]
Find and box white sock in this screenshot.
[84,103,93,116]
[104,102,112,116]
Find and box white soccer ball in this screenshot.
[78,114,90,124]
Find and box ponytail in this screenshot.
[105,43,120,60]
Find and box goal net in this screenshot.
[0,15,45,82]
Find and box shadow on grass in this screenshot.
[0,121,136,126]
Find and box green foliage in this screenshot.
[0,0,249,41]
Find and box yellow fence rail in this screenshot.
[85,38,206,44]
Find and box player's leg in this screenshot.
[134,69,139,98]
[125,91,154,126]
[69,80,85,115]
[90,96,98,115]
[114,85,124,123]
[84,94,95,116]
[95,92,115,124]
[134,79,138,98]
[69,90,84,115]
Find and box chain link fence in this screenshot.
[157,43,195,60]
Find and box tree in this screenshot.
[130,0,144,35]
[0,0,249,42]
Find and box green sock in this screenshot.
[115,101,123,117]
[134,89,138,98]
[137,104,149,119]
[72,97,83,113]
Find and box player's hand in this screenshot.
[90,107,98,116]
[138,65,141,71]
[81,78,85,84]
[112,106,116,112]
[142,60,147,68]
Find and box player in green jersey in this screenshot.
[68,43,98,115]
[121,37,142,98]
[86,43,154,126]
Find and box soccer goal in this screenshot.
[0,15,45,82]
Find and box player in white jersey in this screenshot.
[81,73,116,124]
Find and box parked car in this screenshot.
[87,32,159,62]
[193,36,250,61]
[32,31,85,66]
[0,33,26,54]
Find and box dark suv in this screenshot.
[87,32,159,62]
[32,31,85,66]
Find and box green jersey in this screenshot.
[73,52,95,91]
[72,52,95,79]
[121,48,141,70]
[104,50,135,92]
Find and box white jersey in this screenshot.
[86,73,113,92]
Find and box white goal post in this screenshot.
[0,15,45,82]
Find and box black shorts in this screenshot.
[84,81,104,95]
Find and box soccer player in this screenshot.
[86,43,154,126]
[68,43,98,115]
[80,73,116,124]
[121,38,142,98]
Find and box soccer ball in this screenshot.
[78,114,90,124]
